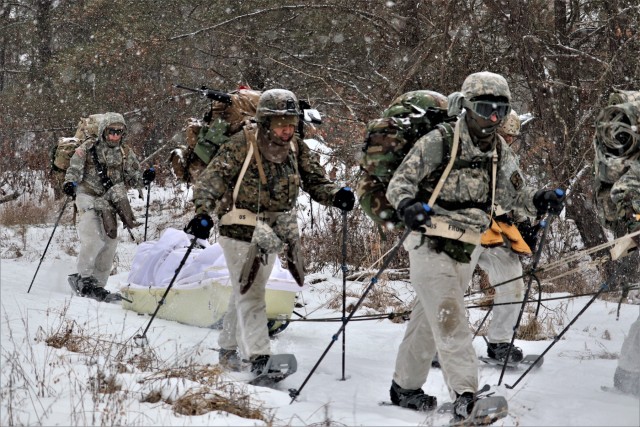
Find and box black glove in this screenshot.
[533,189,565,216]
[185,213,214,240]
[333,187,355,211]
[63,181,77,198]
[143,167,156,185]
[517,220,541,252]
[398,198,433,230]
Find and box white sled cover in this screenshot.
[120,228,303,328]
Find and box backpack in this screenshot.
[50,114,107,173]
[169,88,262,184]
[356,90,456,226]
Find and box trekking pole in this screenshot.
[27,197,71,294]
[498,214,554,385]
[505,280,610,389]
[340,209,348,381]
[144,182,151,241]
[473,304,494,340]
[289,228,411,404]
[133,236,198,346]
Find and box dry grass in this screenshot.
[0,196,64,226]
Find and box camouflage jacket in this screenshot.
[386,118,537,234]
[193,130,340,242]
[65,139,142,198]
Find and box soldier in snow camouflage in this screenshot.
[385,72,564,419]
[189,89,355,376]
[63,112,153,302]
[593,90,640,397]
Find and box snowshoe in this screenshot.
[248,354,297,387]
[479,354,543,369]
[438,385,508,426]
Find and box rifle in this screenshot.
[173,84,232,104]
[174,83,323,136]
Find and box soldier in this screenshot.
[593,92,640,397]
[473,109,538,363]
[188,89,354,377]
[63,112,155,302]
[385,72,564,421]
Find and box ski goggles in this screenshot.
[465,100,511,120]
[107,128,124,136]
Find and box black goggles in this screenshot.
[466,100,511,120]
[107,128,124,136]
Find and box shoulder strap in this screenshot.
[90,144,114,191]
[428,120,460,207]
[243,122,267,185]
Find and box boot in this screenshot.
[80,277,111,302]
[219,348,242,372]
[487,342,524,363]
[453,391,475,420]
[389,380,437,412]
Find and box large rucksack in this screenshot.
[356,90,456,227]
[593,90,640,226]
[50,114,107,174]
[169,88,262,184]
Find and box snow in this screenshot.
[1,190,639,426]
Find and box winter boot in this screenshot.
[487,342,524,363]
[453,391,475,421]
[80,277,111,302]
[389,380,437,412]
[219,348,242,372]
[250,355,272,377]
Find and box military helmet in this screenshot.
[498,109,521,137]
[255,89,300,123]
[383,90,448,118]
[461,72,511,102]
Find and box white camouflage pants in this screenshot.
[75,193,118,287]
[393,232,480,397]
[472,245,525,343]
[619,314,640,374]
[217,236,276,360]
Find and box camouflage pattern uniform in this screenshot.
[65,112,142,287]
[386,72,538,399]
[593,94,640,397]
[193,113,339,360]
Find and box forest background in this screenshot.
[1,0,639,283]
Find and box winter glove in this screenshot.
[142,167,156,185]
[184,213,214,240]
[333,187,356,211]
[517,220,541,252]
[533,189,565,216]
[398,198,433,230]
[63,181,77,198]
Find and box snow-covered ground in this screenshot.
[1,188,639,426]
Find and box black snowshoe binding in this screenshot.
[248,354,297,387]
[389,380,437,412]
[487,343,524,363]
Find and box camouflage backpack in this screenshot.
[169,88,262,184]
[50,114,107,173]
[356,90,456,227]
[593,90,640,226]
